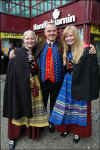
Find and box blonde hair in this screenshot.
[62,25,84,64]
[22,30,37,47]
[23,30,36,39]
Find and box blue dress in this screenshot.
[49,52,88,127]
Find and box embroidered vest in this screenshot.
[45,47,55,83]
[40,42,63,82]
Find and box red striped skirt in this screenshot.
[56,101,91,138]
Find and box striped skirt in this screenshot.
[8,75,48,140]
[12,75,49,127]
[49,72,88,127]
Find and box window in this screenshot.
[0,0,75,17]
[21,6,25,16]
[15,5,20,15]
[11,3,16,15]
[56,1,61,7]
[25,1,29,6]
[32,0,36,6]
[2,0,7,12]
[32,7,37,17]
[24,7,29,17]
[78,28,84,41]
[47,0,51,11]
[62,0,73,5]
[52,0,57,9]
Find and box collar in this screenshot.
[47,40,54,45]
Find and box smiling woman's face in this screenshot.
[64,31,75,46]
[23,32,36,50]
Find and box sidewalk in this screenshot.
[0,75,100,150]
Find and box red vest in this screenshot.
[45,47,55,83]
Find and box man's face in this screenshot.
[44,24,57,42]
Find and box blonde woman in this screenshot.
[3,30,49,150]
[50,25,99,143]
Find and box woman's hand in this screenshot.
[89,44,96,54]
[9,50,16,58]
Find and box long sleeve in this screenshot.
[3,58,16,119]
[89,53,99,99]
[3,48,33,119]
[71,48,99,100]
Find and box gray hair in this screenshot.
[45,22,57,31]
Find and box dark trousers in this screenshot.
[41,79,62,115]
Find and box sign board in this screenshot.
[1,32,23,39]
[33,9,76,31]
[91,25,100,35]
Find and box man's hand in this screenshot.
[89,44,96,54]
[9,50,16,58]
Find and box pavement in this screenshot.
[0,74,100,150]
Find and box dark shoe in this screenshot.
[73,135,80,144]
[60,131,69,137]
[8,140,15,150]
[49,123,55,133]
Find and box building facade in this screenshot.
[0,0,100,66]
